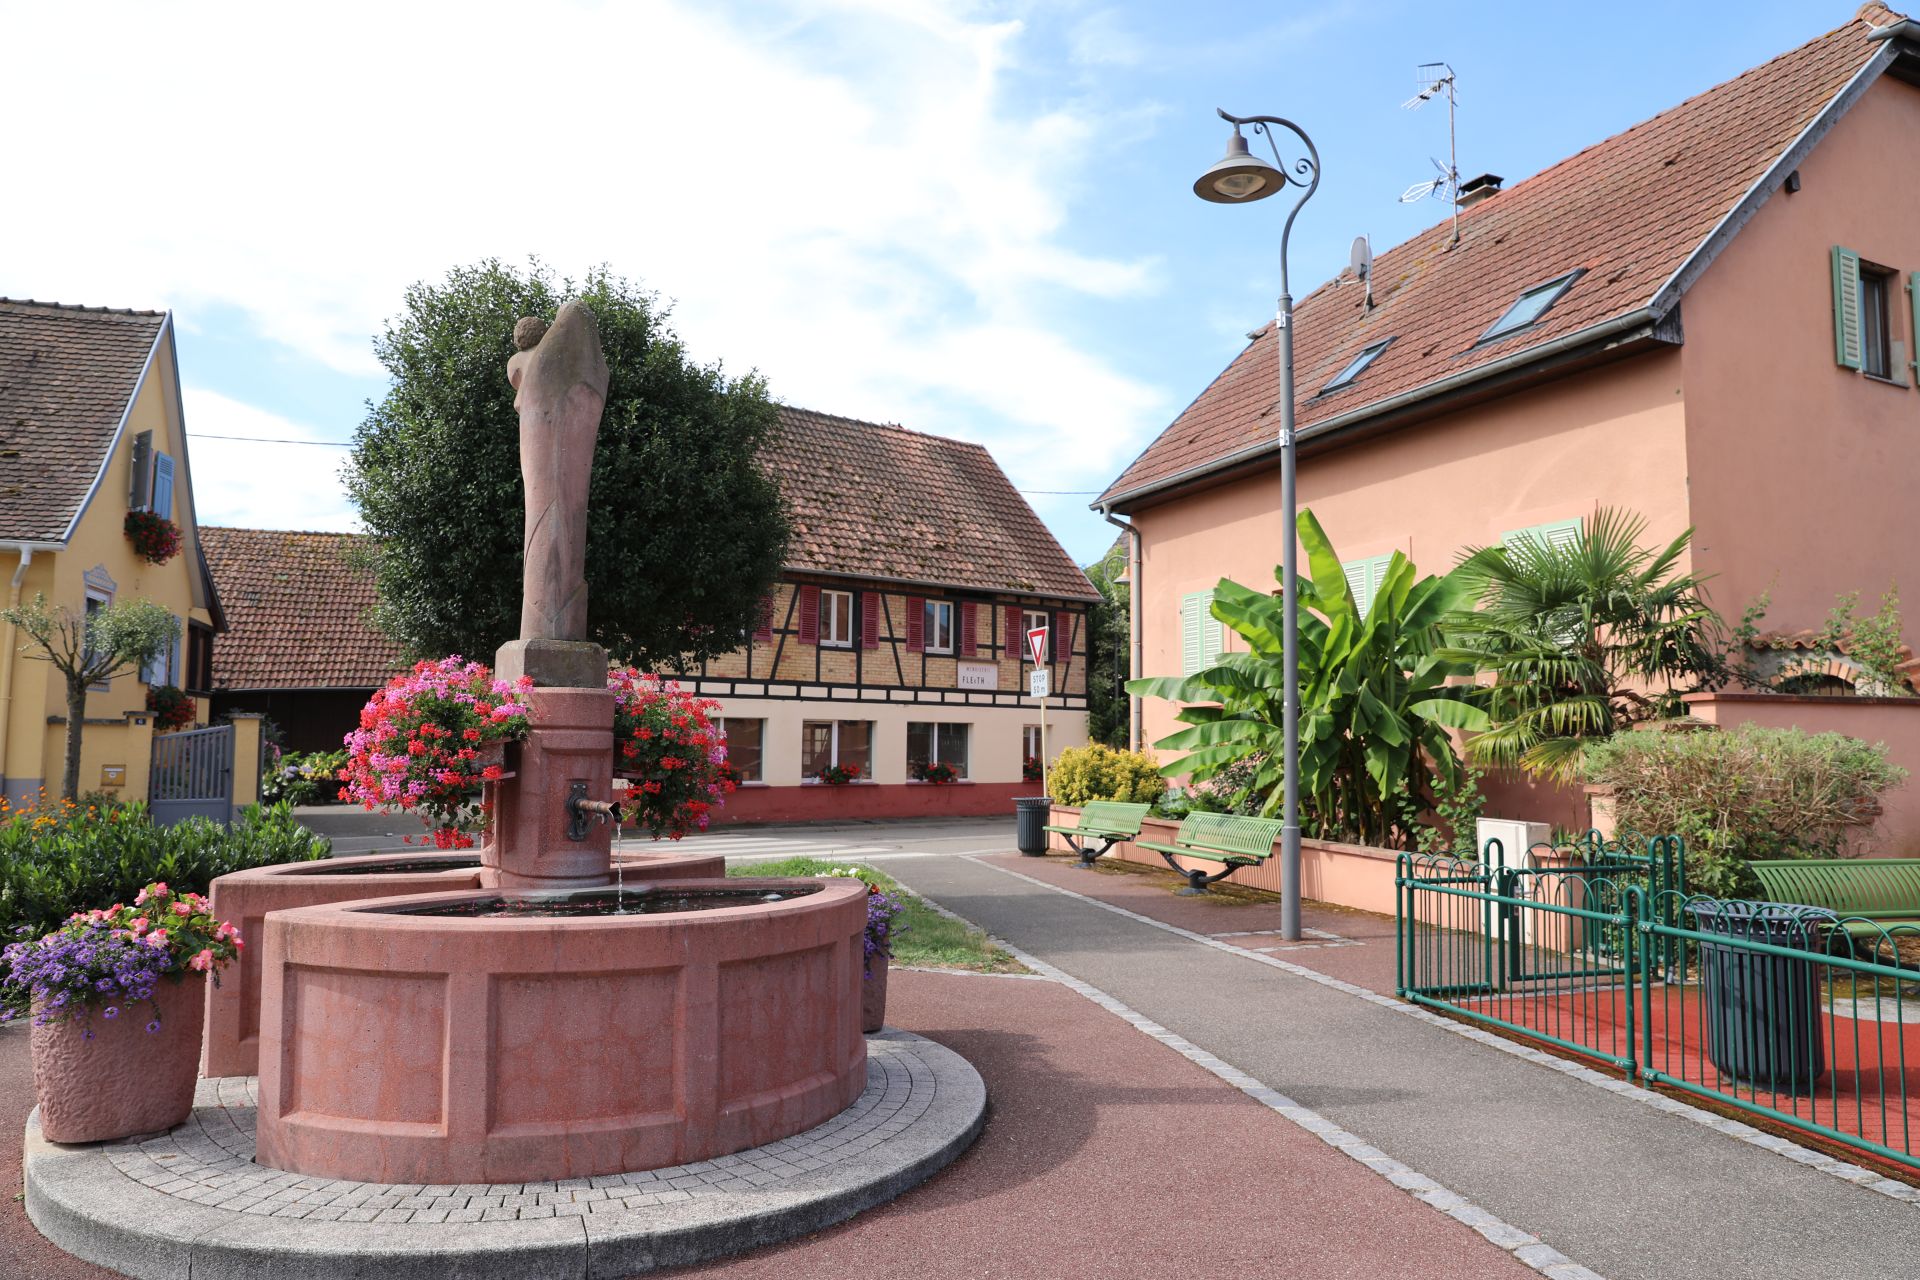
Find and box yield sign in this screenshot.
[1026,626,1049,667]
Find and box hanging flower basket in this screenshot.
[3,883,241,1142]
[818,763,862,786]
[339,657,534,849]
[123,510,182,565]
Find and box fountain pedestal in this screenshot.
[481,684,618,891]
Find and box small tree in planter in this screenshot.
[608,668,736,839]
[818,868,906,1032]
[2,882,242,1142]
[339,657,533,847]
[1,594,175,801]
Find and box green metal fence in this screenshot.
[1397,841,1920,1173]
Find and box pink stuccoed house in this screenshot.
[1098,7,1920,851]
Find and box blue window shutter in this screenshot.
[1833,246,1863,370]
[151,453,175,520]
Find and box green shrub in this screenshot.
[261,749,349,806]
[1049,744,1168,807]
[1583,724,1906,896]
[0,799,330,952]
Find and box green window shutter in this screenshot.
[1342,556,1393,617]
[1833,245,1863,370]
[1202,593,1224,665]
[1502,518,1582,553]
[1910,273,1920,383]
[1181,592,1205,676]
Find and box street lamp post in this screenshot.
[1192,108,1319,942]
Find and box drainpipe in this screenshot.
[1100,510,1143,751]
[0,545,34,794]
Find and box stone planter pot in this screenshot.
[33,971,208,1144]
[862,953,890,1034]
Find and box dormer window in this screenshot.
[1477,270,1584,345]
[1318,339,1394,394]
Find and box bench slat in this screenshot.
[1751,859,1920,918]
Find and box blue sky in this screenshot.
[1,0,1862,566]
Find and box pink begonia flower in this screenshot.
[130,917,149,934]
[134,888,149,906]
[189,949,214,972]
[173,901,192,916]
[146,929,169,948]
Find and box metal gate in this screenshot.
[150,723,233,825]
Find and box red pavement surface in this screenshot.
[1,970,1532,1280]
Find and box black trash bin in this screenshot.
[1686,900,1830,1095]
[1014,796,1053,856]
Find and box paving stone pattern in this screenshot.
[104,1040,936,1224]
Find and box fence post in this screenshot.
[122,711,155,808]
[226,713,265,819]
[1622,885,1639,1081]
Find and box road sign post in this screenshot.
[1027,627,1051,799]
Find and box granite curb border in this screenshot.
[23,1031,986,1280]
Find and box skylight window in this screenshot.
[1318,339,1394,394]
[1477,270,1584,344]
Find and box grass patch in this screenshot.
[728,857,1028,974]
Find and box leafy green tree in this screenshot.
[2,594,175,800]
[345,259,789,668]
[1129,510,1487,848]
[1441,508,1722,781]
[1085,537,1131,748]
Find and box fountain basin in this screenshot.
[254,876,869,1186]
[203,847,724,1078]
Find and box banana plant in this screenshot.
[1128,510,1489,848]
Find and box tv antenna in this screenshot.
[1399,62,1461,246]
[1349,235,1374,310]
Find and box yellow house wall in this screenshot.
[3,326,216,802]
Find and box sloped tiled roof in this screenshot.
[1101,6,1908,508]
[199,527,405,689]
[770,406,1097,601]
[0,299,166,541]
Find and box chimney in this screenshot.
[1456,173,1504,207]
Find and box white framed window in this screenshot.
[84,589,112,691]
[718,718,764,782]
[1021,608,1050,662]
[802,719,872,780]
[141,613,183,687]
[1022,724,1042,760]
[820,589,854,647]
[1478,270,1582,345]
[906,722,969,780]
[924,600,955,654]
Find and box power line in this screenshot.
[190,433,351,446]
[1019,489,1100,495]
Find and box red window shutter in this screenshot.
[753,594,774,641]
[906,596,925,652]
[959,602,977,656]
[798,586,820,644]
[1006,605,1023,655]
[861,593,880,649]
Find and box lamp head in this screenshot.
[1193,129,1283,203]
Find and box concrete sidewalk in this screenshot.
[885,854,1920,1280]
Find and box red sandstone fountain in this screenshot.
[226,304,869,1185]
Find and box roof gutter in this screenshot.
[0,544,39,792]
[1100,307,1660,512]
[782,563,1101,605]
[1098,510,1142,750]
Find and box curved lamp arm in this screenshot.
[1216,108,1320,297]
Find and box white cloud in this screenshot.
[2,0,1172,548]
[181,389,358,532]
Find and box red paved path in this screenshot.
[3,969,1529,1280]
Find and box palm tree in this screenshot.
[1442,508,1723,780]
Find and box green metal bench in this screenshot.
[1042,801,1153,868]
[1137,812,1286,894]
[1749,859,1920,937]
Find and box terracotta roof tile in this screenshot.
[769,406,1097,601]
[1101,7,1901,507]
[0,298,166,541]
[200,527,405,690]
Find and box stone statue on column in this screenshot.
[495,301,611,689]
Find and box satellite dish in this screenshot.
[1350,235,1375,310]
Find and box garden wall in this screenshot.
[1044,805,1402,916]
[711,781,1032,827]
[1683,692,1920,857]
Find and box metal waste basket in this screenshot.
[1686,900,1830,1095]
[1015,796,1053,856]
